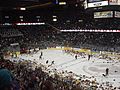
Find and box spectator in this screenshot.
[0,68,13,90]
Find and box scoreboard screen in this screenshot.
[109,0,120,5]
[94,11,113,18]
[86,0,108,8]
[84,0,120,8]
[115,11,120,18]
[84,0,108,8]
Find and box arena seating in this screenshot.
[1,57,120,90]
[0,23,120,90]
[1,25,120,52]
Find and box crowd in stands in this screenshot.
[1,56,120,90]
[1,4,120,90]
[0,23,120,90]
[50,18,120,30]
[1,25,120,53]
[41,14,118,30]
[0,27,23,38]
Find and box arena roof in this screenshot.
[0,0,84,10]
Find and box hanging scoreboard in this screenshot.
[84,0,120,8]
[94,11,113,18]
[85,0,108,8]
[115,11,120,18]
[109,0,120,5]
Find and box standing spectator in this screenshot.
[0,68,13,90]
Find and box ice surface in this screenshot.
[15,49,120,87]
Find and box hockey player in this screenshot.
[39,51,43,59]
[39,55,42,59]
[106,68,109,76]
[41,51,43,56]
[46,60,48,64]
[75,55,77,59]
[51,61,54,64]
[88,54,91,60]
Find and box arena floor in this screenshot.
[15,49,120,88]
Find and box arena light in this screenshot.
[53,18,57,22]
[20,19,24,22]
[60,29,120,32]
[37,19,40,22]
[78,20,83,22]
[59,2,66,5]
[36,16,40,18]
[20,8,26,10]
[19,16,24,18]
[10,43,19,46]
[2,23,12,26]
[53,15,57,18]
[16,22,45,25]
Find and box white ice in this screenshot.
[14,49,120,88]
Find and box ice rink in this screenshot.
[17,49,120,88]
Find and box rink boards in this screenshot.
[47,46,91,54]
[47,46,120,60]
